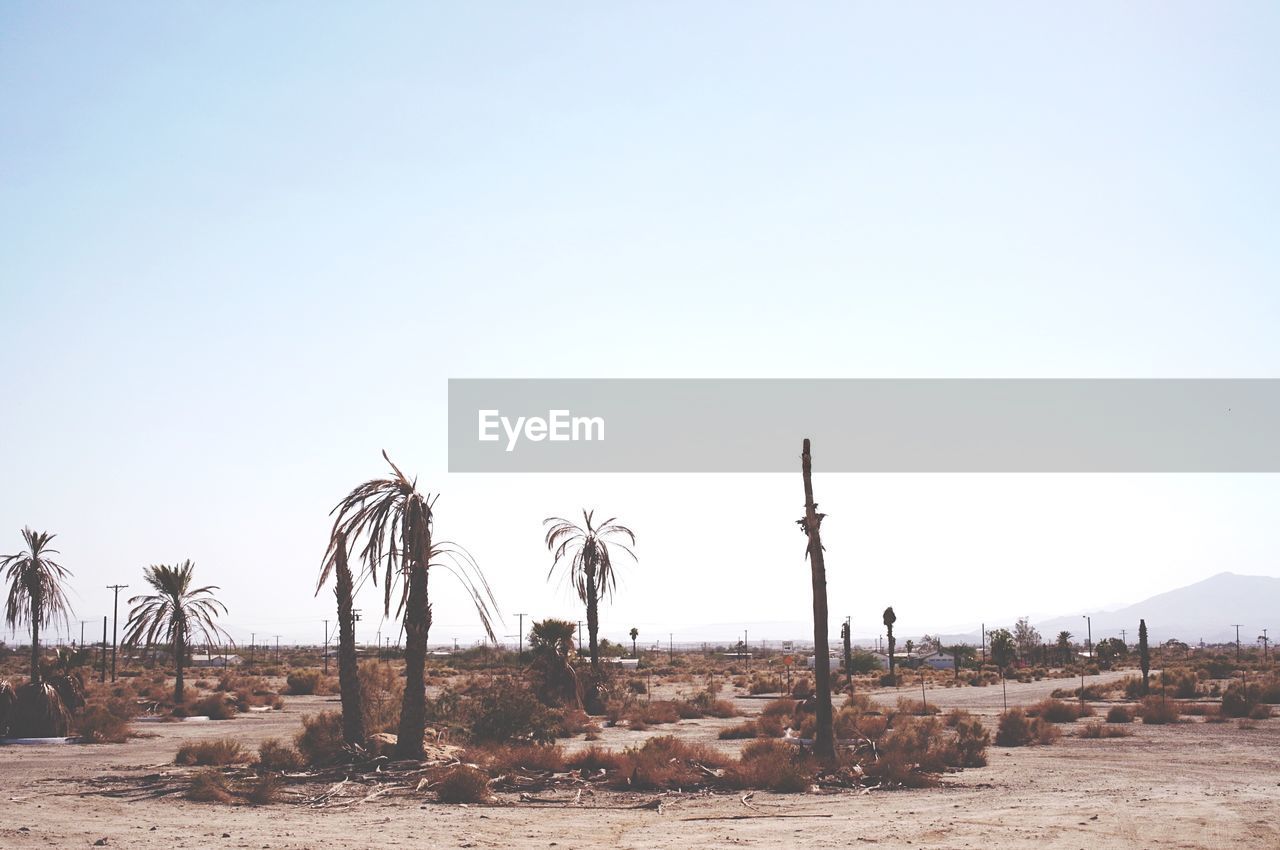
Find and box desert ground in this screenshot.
[3,669,1276,850]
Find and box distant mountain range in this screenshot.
[658,572,1279,649]
[1031,571,1278,645]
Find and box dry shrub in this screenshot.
[755,711,786,737]
[550,707,598,738]
[895,697,940,717]
[286,670,322,695]
[176,738,248,766]
[245,771,282,805]
[867,716,948,787]
[1247,703,1272,720]
[995,709,1058,746]
[612,735,729,790]
[729,739,813,792]
[719,720,761,739]
[763,698,798,718]
[76,698,135,743]
[257,738,304,771]
[467,743,566,772]
[295,711,346,766]
[947,716,990,767]
[1078,723,1133,739]
[191,694,236,720]
[358,662,403,734]
[944,707,974,728]
[1138,697,1180,725]
[1028,698,1093,723]
[435,765,492,803]
[1106,705,1135,723]
[566,745,624,773]
[468,682,557,744]
[186,769,235,803]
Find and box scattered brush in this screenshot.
[286,671,322,696]
[1078,723,1133,739]
[435,765,492,803]
[728,739,813,793]
[465,743,566,772]
[295,711,347,766]
[176,738,249,766]
[1138,697,1181,725]
[245,771,282,805]
[718,720,762,739]
[995,708,1058,746]
[191,694,236,720]
[1028,698,1094,723]
[1106,705,1135,723]
[186,768,235,803]
[76,698,136,743]
[257,738,304,771]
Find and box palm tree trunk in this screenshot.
[29,591,41,684]
[800,438,835,760]
[396,561,430,759]
[174,632,186,704]
[887,626,895,680]
[333,537,365,746]
[586,568,600,673]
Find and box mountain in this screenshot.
[1033,572,1280,645]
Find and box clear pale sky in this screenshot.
[2,3,1278,648]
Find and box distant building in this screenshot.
[191,654,242,668]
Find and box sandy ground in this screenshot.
[2,671,1277,850]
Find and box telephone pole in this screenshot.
[1258,629,1270,664]
[323,620,330,673]
[274,635,282,662]
[515,613,526,661]
[107,584,129,681]
[1232,624,1243,662]
[100,616,108,682]
[1120,628,1127,648]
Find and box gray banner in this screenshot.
[447,379,1280,472]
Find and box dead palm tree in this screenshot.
[3,528,73,684]
[122,561,229,704]
[2,528,75,736]
[316,530,364,747]
[798,439,834,760]
[883,606,897,681]
[543,510,636,676]
[327,451,498,759]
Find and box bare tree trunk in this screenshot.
[800,438,835,760]
[396,562,430,759]
[333,535,365,746]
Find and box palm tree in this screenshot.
[2,528,75,736]
[1056,631,1073,665]
[528,618,581,708]
[317,530,364,747]
[2,528,73,684]
[543,510,636,675]
[883,607,897,681]
[1138,619,1150,695]
[629,626,639,658]
[327,451,498,759]
[123,561,229,703]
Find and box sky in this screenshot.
[2,3,1278,650]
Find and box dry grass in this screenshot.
[295,711,346,766]
[175,738,249,766]
[190,694,236,720]
[1138,697,1181,725]
[76,698,135,743]
[1078,723,1134,739]
[995,709,1059,746]
[1028,698,1094,723]
[727,739,813,793]
[1106,705,1135,723]
[465,743,567,772]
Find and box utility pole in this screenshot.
[274,635,281,662]
[250,632,255,669]
[80,620,88,649]
[1083,615,1092,657]
[1259,628,1270,665]
[1232,624,1243,662]
[981,623,985,664]
[107,584,129,681]
[578,621,583,657]
[515,613,526,661]
[669,632,673,662]
[1120,628,1127,648]
[323,621,330,673]
[100,616,107,682]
